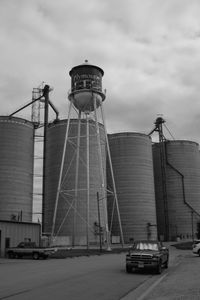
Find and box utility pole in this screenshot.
[191,211,194,241]
[149,117,169,241]
[97,192,102,252]
[42,85,50,232]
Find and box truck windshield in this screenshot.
[133,242,158,251]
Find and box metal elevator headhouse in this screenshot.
[149,117,169,241]
[9,84,59,226]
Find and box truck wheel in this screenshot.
[32,252,39,260]
[156,261,162,274]
[164,260,168,268]
[8,252,14,259]
[126,265,132,273]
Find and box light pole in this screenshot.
[97,192,102,252]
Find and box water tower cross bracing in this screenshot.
[51,61,124,248]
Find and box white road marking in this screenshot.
[137,273,167,300]
[121,273,168,300]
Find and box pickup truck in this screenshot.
[6,242,56,260]
[126,240,169,274]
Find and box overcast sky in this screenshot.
[1,0,200,221]
[1,0,200,143]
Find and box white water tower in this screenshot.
[50,61,124,249]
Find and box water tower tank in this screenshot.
[43,119,107,245]
[0,116,34,221]
[153,140,200,241]
[107,132,157,243]
[69,61,105,112]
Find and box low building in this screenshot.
[0,220,41,257]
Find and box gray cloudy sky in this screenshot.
[1,0,200,143]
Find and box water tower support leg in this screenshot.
[51,100,73,242]
[86,113,90,250]
[100,104,124,247]
[94,97,111,250]
[72,110,81,247]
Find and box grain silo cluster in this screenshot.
[107,132,157,243]
[153,140,200,241]
[1,61,200,256]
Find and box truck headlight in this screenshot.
[152,256,159,261]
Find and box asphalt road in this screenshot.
[0,244,195,300]
[143,249,200,300]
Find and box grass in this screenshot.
[50,247,129,259]
[171,241,193,250]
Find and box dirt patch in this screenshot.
[171,241,193,250]
[50,247,129,258]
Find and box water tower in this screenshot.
[50,61,124,249]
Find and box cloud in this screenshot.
[1,0,200,221]
[1,0,200,138]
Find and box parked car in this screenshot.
[126,240,169,274]
[192,240,200,256]
[6,242,56,260]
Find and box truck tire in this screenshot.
[126,265,132,273]
[32,252,39,260]
[42,255,48,260]
[156,261,162,274]
[8,252,14,259]
[164,259,168,268]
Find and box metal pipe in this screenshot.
[48,99,59,120]
[164,142,200,240]
[159,125,169,241]
[42,85,50,232]
[9,94,44,117]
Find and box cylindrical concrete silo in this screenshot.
[43,119,106,245]
[107,132,157,243]
[153,140,200,241]
[0,116,34,222]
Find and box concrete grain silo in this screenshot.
[107,132,157,243]
[43,119,107,246]
[0,116,34,222]
[153,140,200,241]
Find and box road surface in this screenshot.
[0,245,197,300]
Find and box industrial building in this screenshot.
[0,220,40,257]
